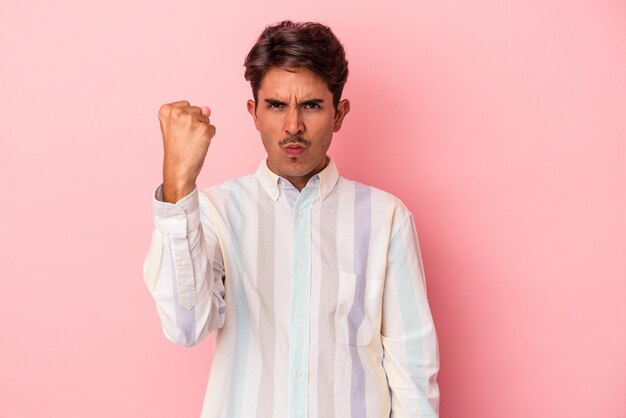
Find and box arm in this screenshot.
[143,100,223,346]
[142,182,226,347]
[381,213,440,417]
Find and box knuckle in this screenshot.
[171,107,184,118]
[158,104,170,118]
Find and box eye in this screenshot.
[267,101,284,109]
[303,103,320,110]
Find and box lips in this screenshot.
[284,144,305,157]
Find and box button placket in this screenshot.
[286,183,317,418]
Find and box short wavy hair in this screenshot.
[244,20,349,110]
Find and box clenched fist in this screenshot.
[158,100,216,203]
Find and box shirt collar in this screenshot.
[255,156,340,202]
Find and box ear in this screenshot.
[333,99,351,132]
[247,99,259,129]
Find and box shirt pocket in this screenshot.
[332,271,384,346]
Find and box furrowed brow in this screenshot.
[301,99,324,105]
[265,98,287,105]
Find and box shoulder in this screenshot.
[337,175,412,234]
[195,172,260,217]
[198,172,257,199]
[338,175,410,211]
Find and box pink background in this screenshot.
[1,0,625,417]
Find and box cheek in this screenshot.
[306,115,335,134]
[256,112,278,129]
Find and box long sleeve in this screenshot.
[381,212,440,417]
[142,183,226,347]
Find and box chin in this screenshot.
[281,161,315,175]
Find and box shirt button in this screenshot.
[296,261,303,269]
[297,210,303,217]
[297,317,304,325]
[296,370,303,378]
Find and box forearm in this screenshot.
[143,183,226,347]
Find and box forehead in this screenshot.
[258,67,332,99]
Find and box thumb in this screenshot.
[200,106,211,117]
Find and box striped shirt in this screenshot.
[143,156,440,418]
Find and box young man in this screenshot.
[143,20,440,418]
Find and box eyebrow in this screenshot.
[264,98,324,106]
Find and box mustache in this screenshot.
[279,136,310,147]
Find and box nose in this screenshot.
[283,107,304,136]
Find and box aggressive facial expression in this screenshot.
[247,66,350,190]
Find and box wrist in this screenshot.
[162,177,196,204]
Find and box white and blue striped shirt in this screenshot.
[143,156,440,418]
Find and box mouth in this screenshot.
[283,144,305,157]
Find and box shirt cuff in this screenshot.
[151,183,200,236]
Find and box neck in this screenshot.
[278,155,329,191]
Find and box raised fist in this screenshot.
[158,100,216,203]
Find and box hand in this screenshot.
[158,100,216,202]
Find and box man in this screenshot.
[143,20,439,418]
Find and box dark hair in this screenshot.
[244,20,349,110]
